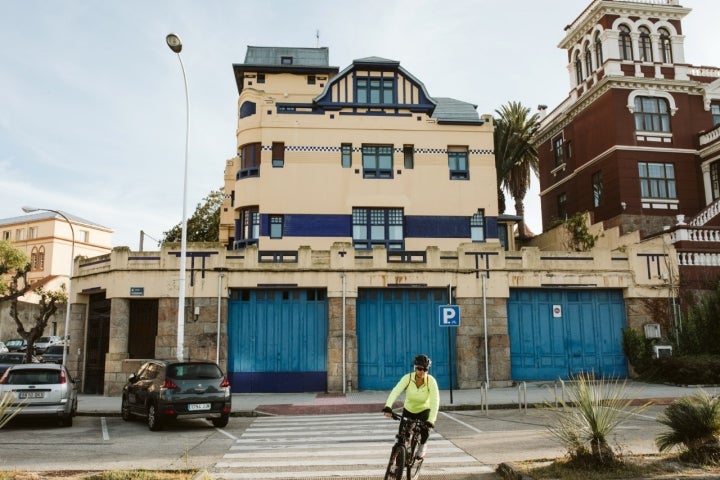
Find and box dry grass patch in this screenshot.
[0,471,200,480]
[511,454,719,479]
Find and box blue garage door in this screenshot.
[508,289,628,381]
[227,288,327,393]
[357,288,456,390]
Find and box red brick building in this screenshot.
[536,0,720,286]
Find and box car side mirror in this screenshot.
[128,373,138,383]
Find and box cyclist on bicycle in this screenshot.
[382,354,439,458]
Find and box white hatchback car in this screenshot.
[34,336,62,354]
[0,363,77,427]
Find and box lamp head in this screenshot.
[22,206,37,213]
[166,33,183,54]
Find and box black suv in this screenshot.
[121,360,231,430]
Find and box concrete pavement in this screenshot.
[77,380,720,416]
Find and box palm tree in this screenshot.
[494,102,540,240]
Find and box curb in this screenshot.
[75,397,677,418]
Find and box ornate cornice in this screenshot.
[535,75,707,146]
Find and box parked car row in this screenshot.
[1,357,231,431]
[0,352,40,376]
[1,336,64,355]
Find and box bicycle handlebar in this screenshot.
[386,410,432,429]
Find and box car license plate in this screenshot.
[18,391,44,399]
[188,403,211,411]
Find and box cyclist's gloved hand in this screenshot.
[425,421,434,429]
[382,406,393,414]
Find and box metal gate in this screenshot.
[227,288,328,393]
[357,288,455,390]
[508,289,628,381]
[83,293,110,394]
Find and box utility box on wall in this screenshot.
[644,323,661,339]
[653,345,673,358]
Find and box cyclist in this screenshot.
[382,354,439,458]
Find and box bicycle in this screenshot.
[384,411,429,480]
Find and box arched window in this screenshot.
[584,42,592,75]
[619,25,633,61]
[31,246,46,271]
[659,28,673,64]
[594,32,604,68]
[574,51,583,85]
[634,96,670,132]
[639,26,653,62]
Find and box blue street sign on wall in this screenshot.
[438,305,460,327]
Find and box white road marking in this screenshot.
[440,410,485,433]
[100,417,110,441]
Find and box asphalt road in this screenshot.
[0,405,670,479]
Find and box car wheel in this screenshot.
[121,396,132,421]
[60,414,73,427]
[211,414,229,428]
[147,402,163,431]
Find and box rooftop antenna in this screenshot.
[316,29,320,48]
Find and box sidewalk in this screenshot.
[77,380,720,416]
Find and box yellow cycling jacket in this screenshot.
[384,372,440,424]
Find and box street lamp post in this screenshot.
[166,32,189,362]
[22,206,74,366]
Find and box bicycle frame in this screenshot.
[383,411,426,480]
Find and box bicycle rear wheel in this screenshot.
[384,443,405,480]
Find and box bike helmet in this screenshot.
[413,354,431,369]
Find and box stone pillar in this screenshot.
[327,295,357,393]
[103,298,129,396]
[65,302,86,388]
[456,296,511,388]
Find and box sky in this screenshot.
[1,1,719,249]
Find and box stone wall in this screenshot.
[0,300,65,343]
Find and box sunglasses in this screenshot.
[414,366,427,372]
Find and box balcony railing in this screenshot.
[699,124,720,147]
[677,252,720,267]
[689,198,720,227]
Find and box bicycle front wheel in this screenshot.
[408,456,423,480]
[384,443,405,480]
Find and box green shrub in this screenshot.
[678,282,720,356]
[622,327,654,375]
[651,356,720,385]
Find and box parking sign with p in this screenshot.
[438,305,460,327]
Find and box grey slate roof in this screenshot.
[352,56,400,66]
[0,211,111,231]
[244,46,330,67]
[431,97,483,124]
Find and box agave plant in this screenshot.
[545,372,650,465]
[0,391,24,429]
[656,390,720,464]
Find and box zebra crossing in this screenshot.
[212,413,494,479]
